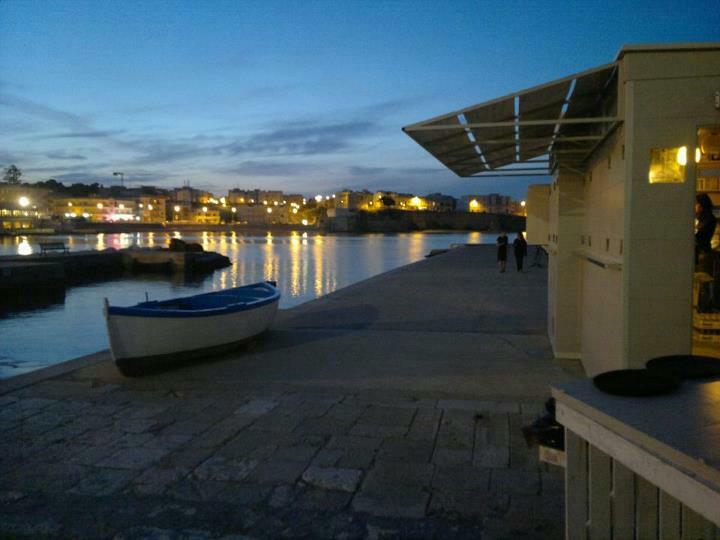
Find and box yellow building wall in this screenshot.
[526,184,550,245]
[620,50,720,368]
[579,129,626,375]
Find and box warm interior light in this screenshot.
[695,147,702,163]
[676,146,687,166]
[301,219,308,226]
[18,196,30,208]
[231,207,237,213]
[267,208,273,214]
[147,204,153,210]
[118,204,125,209]
[97,203,103,209]
[410,196,421,206]
[315,195,323,203]
[469,199,479,210]
[202,206,208,212]
[173,205,180,212]
[521,200,526,207]
[68,202,73,206]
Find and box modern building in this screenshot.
[0,184,50,230]
[458,193,519,214]
[404,43,720,375]
[425,193,456,212]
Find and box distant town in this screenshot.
[0,165,526,234]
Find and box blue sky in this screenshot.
[1,0,717,199]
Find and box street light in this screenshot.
[18,196,30,208]
[112,171,125,186]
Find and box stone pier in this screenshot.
[0,245,581,539]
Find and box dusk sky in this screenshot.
[1,0,717,199]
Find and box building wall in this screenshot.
[526,184,550,245]
[620,49,720,368]
[547,173,584,358]
[579,129,626,375]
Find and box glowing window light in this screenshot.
[267,208,273,214]
[70,212,77,217]
[677,146,688,166]
[273,201,278,206]
[696,147,702,163]
[138,203,144,208]
[292,208,298,214]
[64,212,71,218]
[18,196,30,207]
[82,212,90,218]
[301,219,308,226]
[231,207,237,213]
[147,204,153,210]
[520,200,526,207]
[263,200,268,205]
[315,195,323,203]
[97,203,103,209]
[469,199,479,211]
[202,206,208,212]
[118,204,125,209]
[410,196,421,207]
[174,205,181,212]
[68,202,73,206]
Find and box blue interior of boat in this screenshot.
[107,282,280,318]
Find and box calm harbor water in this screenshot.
[0,230,493,378]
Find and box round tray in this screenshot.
[646,355,720,379]
[593,369,681,397]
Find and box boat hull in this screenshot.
[106,296,278,376]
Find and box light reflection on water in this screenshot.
[0,230,492,377]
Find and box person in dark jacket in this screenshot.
[497,232,508,272]
[695,192,717,274]
[513,232,528,272]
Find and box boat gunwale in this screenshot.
[106,282,280,318]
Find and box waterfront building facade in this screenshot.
[405,43,720,375]
[0,184,50,230]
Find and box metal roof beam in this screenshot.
[405,117,621,131]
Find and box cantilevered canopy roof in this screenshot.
[403,62,621,177]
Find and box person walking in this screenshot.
[497,231,508,272]
[513,232,528,272]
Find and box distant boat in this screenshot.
[104,281,280,376]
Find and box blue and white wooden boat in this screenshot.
[104,281,280,376]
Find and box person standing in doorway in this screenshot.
[497,232,508,272]
[513,232,528,272]
[695,192,717,274]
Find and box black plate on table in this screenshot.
[646,355,720,379]
[593,369,682,397]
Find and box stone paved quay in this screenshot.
[0,245,581,539]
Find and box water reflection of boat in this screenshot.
[104,281,280,376]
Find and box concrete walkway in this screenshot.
[0,245,580,539]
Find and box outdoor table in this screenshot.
[552,378,720,539]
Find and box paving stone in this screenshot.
[160,446,217,470]
[249,413,304,433]
[432,447,473,466]
[0,515,62,537]
[69,467,139,496]
[268,484,297,509]
[432,464,490,492]
[302,466,362,492]
[437,399,520,414]
[358,406,416,427]
[311,447,344,467]
[246,459,307,484]
[191,416,255,448]
[114,526,212,540]
[295,417,354,436]
[0,490,26,502]
[143,434,193,451]
[325,403,369,423]
[234,399,277,416]
[213,482,272,505]
[378,438,433,463]
[74,428,127,447]
[296,488,353,511]
[98,447,170,469]
[326,435,383,450]
[336,446,377,469]
[193,456,258,481]
[131,467,190,495]
[349,424,408,438]
[271,444,318,463]
[112,417,160,434]
[509,414,540,470]
[362,462,434,490]
[473,413,511,468]
[490,468,541,496]
[114,432,157,448]
[166,478,226,502]
[427,489,492,519]
[435,410,475,450]
[4,462,89,493]
[352,484,429,519]
[406,408,442,441]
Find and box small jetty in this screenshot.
[0,246,579,538]
[0,239,231,310]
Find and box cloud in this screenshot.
[348,166,387,176]
[220,160,320,177]
[0,93,85,128]
[41,130,123,139]
[45,151,87,160]
[225,121,379,157]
